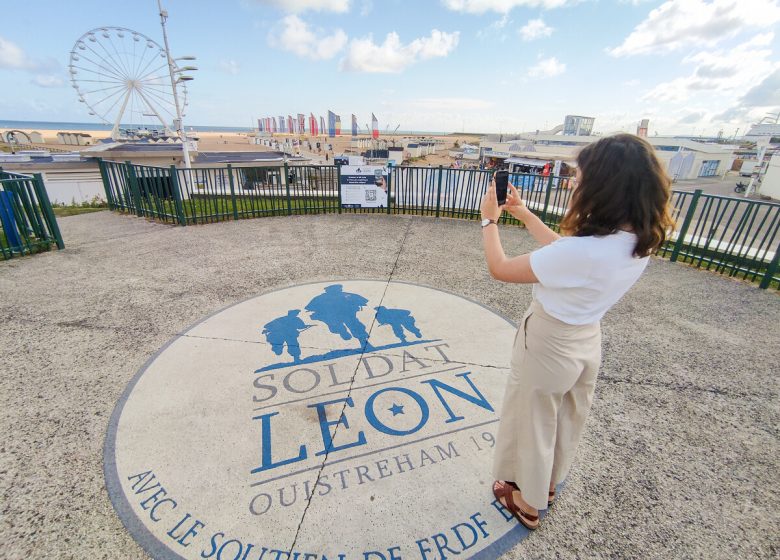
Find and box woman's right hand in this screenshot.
[504,183,526,217]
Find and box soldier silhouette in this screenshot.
[374,305,422,343]
[305,284,369,346]
[261,309,313,361]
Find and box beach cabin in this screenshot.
[28,131,45,144]
[388,147,404,166]
[419,141,437,155]
[406,143,421,158]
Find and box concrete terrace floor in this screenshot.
[1,211,778,560]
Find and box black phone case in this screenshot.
[495,172,509,205]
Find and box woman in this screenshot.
[479,134,673,530]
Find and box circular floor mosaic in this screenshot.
[105,281,546,560]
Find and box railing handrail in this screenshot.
[0,171,35,180]
[671,189,780,208]
[120,161,779,208]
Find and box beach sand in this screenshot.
[6,127,482,166]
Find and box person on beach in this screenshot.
[480,134,673,530]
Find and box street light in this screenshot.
[158,0,196,168]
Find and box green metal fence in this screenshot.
[658,189,780,289]
[98,160,779,289]
[0,169,64,260]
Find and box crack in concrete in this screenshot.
[598,374,768,400]
[180,333,511,372]
[285,218,414,555]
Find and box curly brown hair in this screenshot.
[559,134,675,257]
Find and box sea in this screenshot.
[0,120,252,133]
[0,120,455,136]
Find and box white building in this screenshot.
[480,133,735,180]
[759,153,780,199]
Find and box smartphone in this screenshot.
[494,170,509,205]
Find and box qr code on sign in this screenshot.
[366,189,377,201]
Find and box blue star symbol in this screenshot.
[389,403,405,416]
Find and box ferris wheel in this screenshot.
[68,27,189,140]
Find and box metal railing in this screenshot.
[98,160,779,289]
[0,169,64,260]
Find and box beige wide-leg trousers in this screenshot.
[493,300,602,511]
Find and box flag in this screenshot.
[335,114,341,136]
[278,116,285,133]
[327,110,336,138]
[351,114,358,137]
[320,116,326,135]
[372,113,379,140]
[288,115,294,134]
[298,114,306,134]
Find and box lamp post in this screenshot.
[158,0,196,168]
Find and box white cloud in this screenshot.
[252,0,350,13]
[519,19,553,41]
[476,14,511,41]
[677,110,707,124]
[340,30,459,73]
[269,15,348,60]
[0,36,34,69]
[1,36,65,89]
[442,0,572,13]
[218,60,240,75]
[609,0,780,57]
[360,0,373,15]
[31,74,64,88]
[642,33,777,102]
[715,69,780,122]
[527,56,566,78]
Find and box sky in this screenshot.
[1,0,779,136]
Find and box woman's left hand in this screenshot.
[480,180,503,221]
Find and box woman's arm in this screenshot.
[480,182,539,284]
[504,184,560,246]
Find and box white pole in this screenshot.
[158,0,191,169]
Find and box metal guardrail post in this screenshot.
[284,162,292,216]
[435,165,443,218]
[540,174,554,224]
[97,158,115,210]
[337,164,342,214]
[387,166,392,215]
[125,161,144,217]
[32,173,64,250]
[759,241,780,289]
[670,189,702,263]
[227,164,239,221]
[169,165,187,226]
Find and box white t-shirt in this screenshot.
[529,231,649,325]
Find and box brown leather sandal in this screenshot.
[548,489,556,507]
[492,480,540,530]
